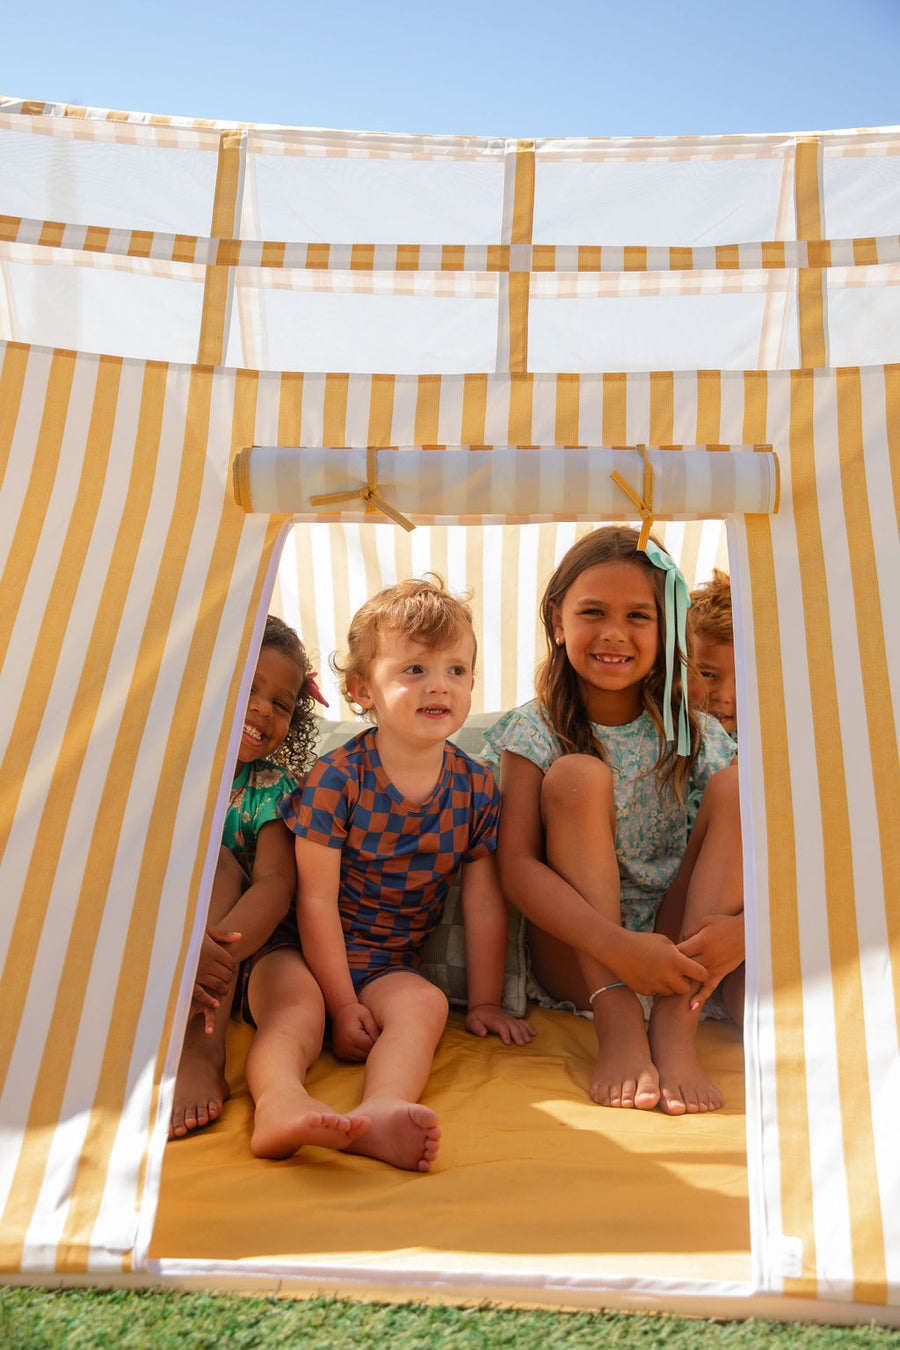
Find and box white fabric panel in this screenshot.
[0,246,205,361]
[825,267,900,367]
[0,120,219,233]
[245,142,507,244]
[533,154,790,245]
[822,150,900,239]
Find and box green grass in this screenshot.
[2,1289,900,1350]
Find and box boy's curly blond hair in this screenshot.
[687,569,733,647]
[334,575,476,717]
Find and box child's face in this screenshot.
[237,645,302,765]
[687,634,737,736]
[551,561,659,724]
[349,627,475,749]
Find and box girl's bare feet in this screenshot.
[250,1087,371,1159]
[589,986,660,1109]
[168,1043,229,1139]
[346,1098,441,1171]
[649,996,724,1114]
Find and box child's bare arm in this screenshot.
[497,751,707,996]
[295,835,380,1061]
[460,853,535,1045]
[213,819,296,963]
[678,911,745,1008]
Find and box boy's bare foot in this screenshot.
[649,997,724,1114]
[250,1087,371,1159]
[168,1044,229,1139]
[346,1098,441,1172]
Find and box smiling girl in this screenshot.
[486,527,742,1115]
[169,615,322,1138]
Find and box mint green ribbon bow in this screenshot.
[642,539,692,756]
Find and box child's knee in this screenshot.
[404,977,449,1035]
[542,754,613,814]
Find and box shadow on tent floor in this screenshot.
[150,1007,749,1294]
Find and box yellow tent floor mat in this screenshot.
[150,1007,749,1291]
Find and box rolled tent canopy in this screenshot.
[232,444,779,525]
[1,97,899,1318]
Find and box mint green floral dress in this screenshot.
[484,700,735,934]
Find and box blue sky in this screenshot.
[4,0,899,138]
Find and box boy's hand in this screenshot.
[466,1003,536,1045]
[332,1001,380,1062]
[678,912,745,1009]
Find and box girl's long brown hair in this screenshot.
[535,526,703,801]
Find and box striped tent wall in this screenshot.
[1,100,899,1313]
[2,349,899,1305]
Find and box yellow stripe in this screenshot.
[0,354,122,1052]
[883,364,900,1058]
[461,374,487,446]
[414,375,442,446]
[0,342,30,491]
[61,369,265,1268]
[368,375,395,450]
[38,220,65,248]
[833,368,895,1300]
[554,374,580,447]
[0,349,76,681]
[795,139,828,369]
[787,368,885,1300]
[322,374,349,448]
[744,507,816,1296]
[508,374,533,446]
[743,372,769,447]
[0,358,168,1267]
[508,141,535,375]
[696,371,721,444]
[198,129,244,366]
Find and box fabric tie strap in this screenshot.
[642,539,692,756]
[310,446,415,533]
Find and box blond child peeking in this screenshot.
[276,577,533,1173]
[687,568,737,741]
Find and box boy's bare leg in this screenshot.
[540,756,659,1110]
[346,971,446,1171]
[168,847,243,1138]
[246,947,370,1158]
[650,764,742,1113]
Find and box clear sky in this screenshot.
[4,0,899,139]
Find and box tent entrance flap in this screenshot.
[233,443,779,527]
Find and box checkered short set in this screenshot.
[280,728,500,990]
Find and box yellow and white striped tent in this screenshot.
[1,98,899,1319]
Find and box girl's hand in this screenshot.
[332,1001,380,1062]
[617,930,708,997]
[678,912,744,1008]
[195,927,241,996]
[466,1004,536,1045]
